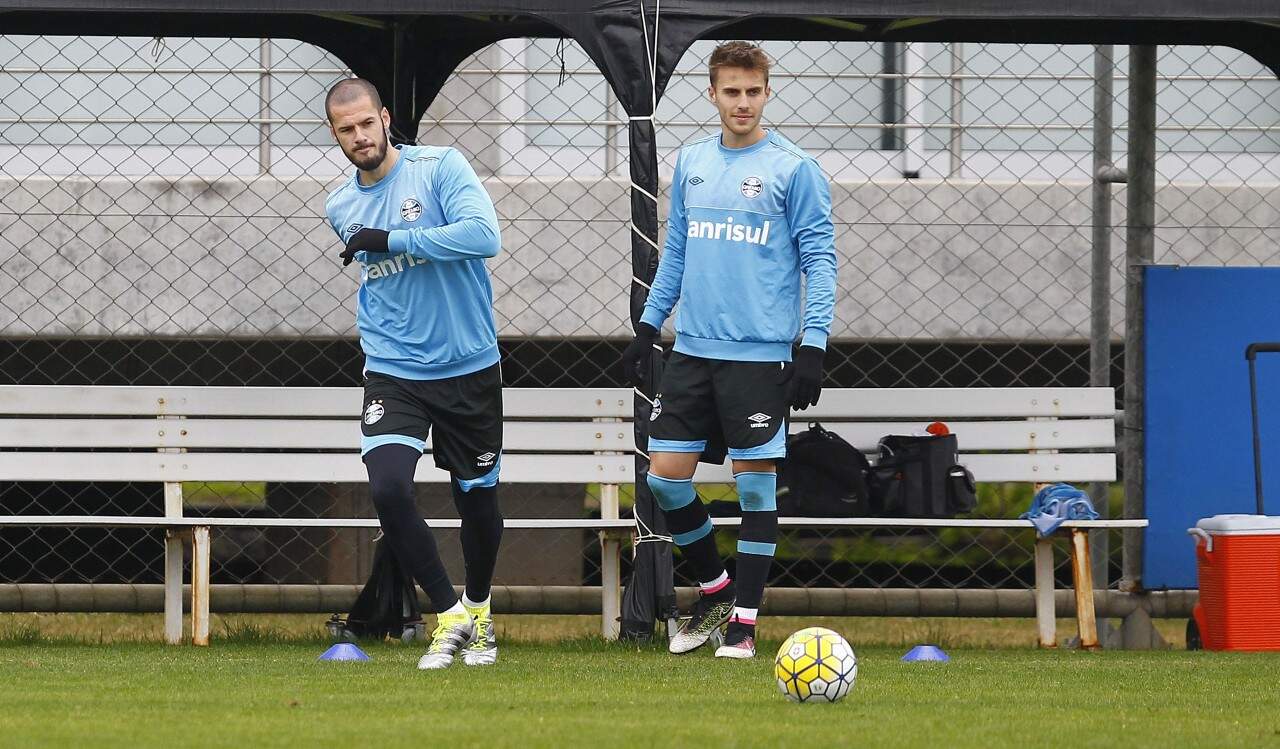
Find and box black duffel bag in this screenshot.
[777,422,874,516]
[868,433,978,518]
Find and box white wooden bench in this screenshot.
[0,385,1143,648]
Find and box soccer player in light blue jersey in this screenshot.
[621,42,838,659]
[325,78,504,670]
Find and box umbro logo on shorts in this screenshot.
[748,412,771,429]
[363,401,384,425]
[477,452,497,467]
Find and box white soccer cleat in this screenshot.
[461,599,497,667]
[417,611,476,671]
[668,595,735,654]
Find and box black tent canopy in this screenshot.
[2,0,1277,636]
[2,2,1278,124]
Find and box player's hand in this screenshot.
[340,228,391,267]
[789,345,825,410]
[620,322,659,387]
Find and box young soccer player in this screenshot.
[325,78,504,669]
[621,42,838,658]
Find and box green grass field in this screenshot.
[1,615,1277,748]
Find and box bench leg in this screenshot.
[599,483,621,641]
[1034,537,1056,648]
[1070,529,1101,650]
[191,526,211,646]
[163,529,185,645]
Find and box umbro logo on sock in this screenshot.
[747,413,771,429]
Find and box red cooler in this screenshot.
[1189,514,1280,651]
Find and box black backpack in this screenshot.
[868,433,978,518]
[778,422,873,516]
[326,536,424,643]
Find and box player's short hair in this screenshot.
[708,41,770,87]
[325,78,383,121]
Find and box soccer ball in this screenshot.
[774,627,857,703]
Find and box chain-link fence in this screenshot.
[0,35,1277,602]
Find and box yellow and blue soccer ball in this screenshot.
[774,627,857,703]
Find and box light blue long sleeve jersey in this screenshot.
[325,145,502,381]
[640,130,837,362]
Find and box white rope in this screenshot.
[631,389,655,407]
[631,275,652,291]
[630,222,659,249]
[629,181,658,204]
[633,509,672,544]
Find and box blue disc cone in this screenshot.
[319,642,371,662]
[902,644,950,662]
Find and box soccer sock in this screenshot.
[647,473,727,587]
[363,444,459,613]
[733,471,778,625]
[452,479,503,603]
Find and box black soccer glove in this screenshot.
[789,345,825,410]
[340,228,391,267]
[620,322,659,387]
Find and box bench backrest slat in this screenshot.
[0,417,1112,452]
[0,451,1115,484]
[0,419,635,452]
[0,452,633,484]
[0,386,632,418]
[0,386,1114,419]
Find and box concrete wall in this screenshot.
[0,174,1276,341]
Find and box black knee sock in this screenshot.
[734,471,779,623]
[647,474,727,590]
[735,510,778,611]
[451,479,503,603]
[364,444,458,613]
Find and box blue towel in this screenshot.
[1020,483,1099,537]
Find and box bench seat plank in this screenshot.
[0,515,1148,530]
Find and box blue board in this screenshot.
[1145,266,1280,589]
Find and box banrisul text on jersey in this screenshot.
[640,130,837,363]
[326,145,502,380]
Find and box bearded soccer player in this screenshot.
[621,42,837,659]
[325,78,504,670]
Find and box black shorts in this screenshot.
[648,351,789,464]
[361,363,503,482]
